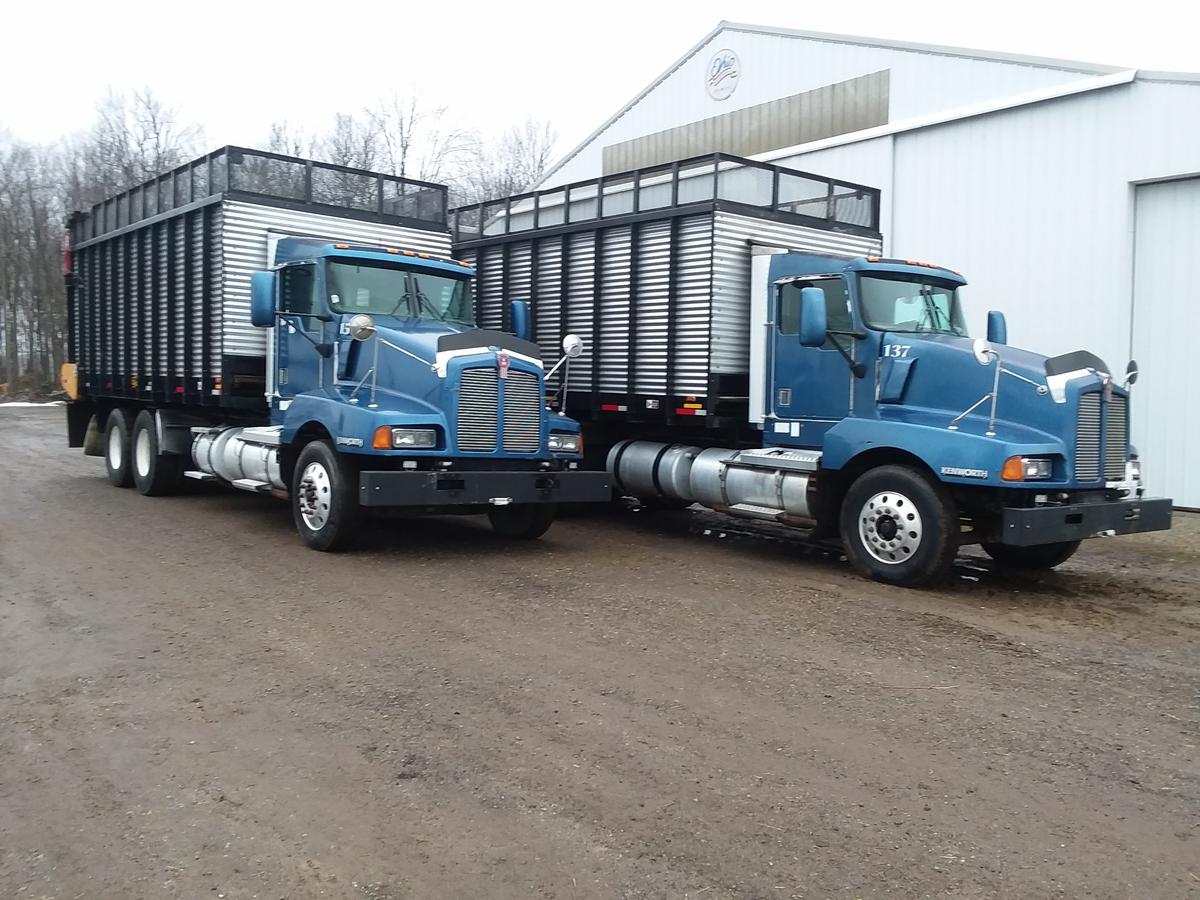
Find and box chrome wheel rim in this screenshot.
[859,490,923,565]
[297,462,332,531]
[108,427,123,470]
[134,428,152,477]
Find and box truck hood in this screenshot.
[878,332,1117,444]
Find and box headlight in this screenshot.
[1126,458,1142,481]
[548,432,581,453]
[389,427,437,448]
[1002,455,1053,481]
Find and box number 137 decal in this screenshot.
[883,344,912,358]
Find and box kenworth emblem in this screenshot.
[497,350,511,379]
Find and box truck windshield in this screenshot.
[859,274,968,337]
[326,260,474,324]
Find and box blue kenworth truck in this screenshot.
[62,147,611,549]
[450,153,1171,586]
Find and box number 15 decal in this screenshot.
[883,344,911,358]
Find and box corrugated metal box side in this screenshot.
[710,212,883,375]
[69,203,223,399]
[219,200,453,359]
[458,213,717,397]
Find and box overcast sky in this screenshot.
[4,0,1195,163]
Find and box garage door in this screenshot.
[1132,178,1199,509]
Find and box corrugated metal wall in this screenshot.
[888,85,1137,367]
[546,28,1092,187]
[219,201,452,359]
[1131,178,1200,508]
[602,71,889,174]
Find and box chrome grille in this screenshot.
[1076,392,1102,481]
[503,371,542,452]
[1105,394,1128,480]
[456,367,543,453]
[457,368,499,451]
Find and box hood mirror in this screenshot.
[1125,359,1139,386]
[563,333,584,359]
[347,314,376,342]
[972,337,996,366]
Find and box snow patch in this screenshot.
[0,401,65,408]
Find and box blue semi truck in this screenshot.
[62,147,611,548]
[450,153,1172,586]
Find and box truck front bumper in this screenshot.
[358,469,612,508]
[997,496,1172,546]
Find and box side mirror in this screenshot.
[986,310,1007,345]
[250,271,277,328]
[972,337,995,366]
[511,300,531,342]
[563,333,584,359]
[347,314,376,341]
[797,286,827,347]
[1125,359,1138,386]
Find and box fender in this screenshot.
[280,391,446,453]
[821,416,1066,488]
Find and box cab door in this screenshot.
[276,262,325,401]
[770,275,855,444]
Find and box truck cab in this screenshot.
[223,237,611,549]
[749,251,1171,582]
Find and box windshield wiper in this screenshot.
[918,286,950,333]
[412,289,449,322]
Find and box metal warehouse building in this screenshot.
[540,22,1200,507]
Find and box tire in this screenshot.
[839,464,959,588]
[131,409,183,496]
[104,408,135,488]
[981,540,1081,570]
[292,440,362,551]
[488,503,557,539]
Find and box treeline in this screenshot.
[0,90,555,397]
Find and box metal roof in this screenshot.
[537,20,1133,188]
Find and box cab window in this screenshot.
[779,277,850,346]
[280,264,319,328]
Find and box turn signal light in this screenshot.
[373,426,393,450]
[1002,456,1053,481]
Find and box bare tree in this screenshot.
[365,96,473,184]
[0,90,201,396]
[63,89,202,210]
[454,118,557,204]
[266,120,313,158]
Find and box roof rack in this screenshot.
[449,152,880,243]
[77,146,449,242]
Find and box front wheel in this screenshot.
[839,465,959,587]
[981,540,1080,570]
[488,503,557,539]
[292,441,362,551]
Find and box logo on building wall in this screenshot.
[705,49,740,100]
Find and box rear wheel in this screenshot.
[292,440,361,551]
[131,409,183,496]
[488,503,557,539]
[982,540,1080,570]
[839,465,959,587]
[104,408,135,488]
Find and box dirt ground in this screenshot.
[1,406,1197,900]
